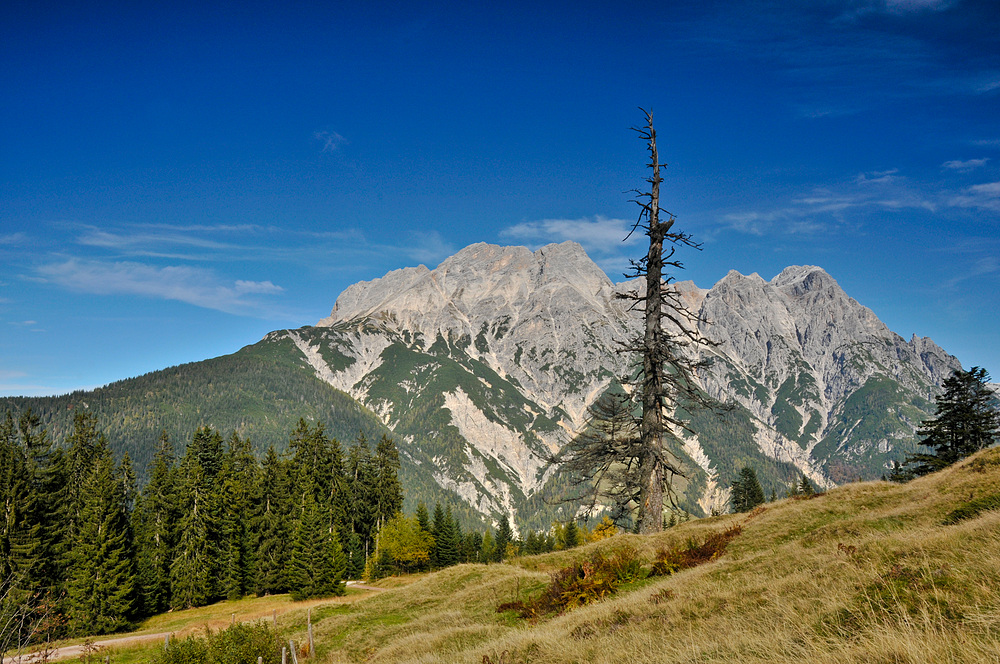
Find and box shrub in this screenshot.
[154,622,283,664]
[649,524,743,577]
[498,544,644,618]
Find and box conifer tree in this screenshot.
[287,492,346,600]
[415,502,431,536]
[65,441,136,635]
[2,411,67,643]
[494,516,513,562]
[347,435,377,557]
[563,520,580,550]
[430,503,446,568]
[219,433,257,601]
[798,475,816,497]
[730,466,765,513]
[373,435,403,534]
[253,446,289,596]
[344,532,365,580]
[170,435,219,609]
[893,367,1000,478]
[133,431,177,614]
[435,506,460,568]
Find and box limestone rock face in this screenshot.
[273,241,961,525]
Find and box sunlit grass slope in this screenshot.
[314,447,1000,663]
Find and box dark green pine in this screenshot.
[133,430,177,615]
[65,439,136,635]
[287,491,346,600]
[219,432,258,601]
[169,450,217,609]
[253,446,290,596]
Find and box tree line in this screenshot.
[1,410,402,651]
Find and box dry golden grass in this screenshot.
[313,447,1000,663]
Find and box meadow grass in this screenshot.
[312,447,1000,663]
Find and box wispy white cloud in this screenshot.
[500,216,643,280]
[855,169,899,185]
[942,158,990,171]
[0,233,27,245]
[501,216,640,250]
[314,130,347,153]
[397,231,457,266]
[715,168,945,237]
[950,181,1000,212]
[35,259,285,317]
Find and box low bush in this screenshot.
[648,524,743,577]
[153,622,283,664]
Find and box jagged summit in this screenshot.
[282,242,962,523]
[318,241,613,330]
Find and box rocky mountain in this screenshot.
[1,241,961,530]
[268,241,960,523]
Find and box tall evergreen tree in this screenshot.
[373,435,403,534]
[430,503,446,568]
[494,516,514,562]
[348,435,377,557]
[730,466,765,513]
[253,446,289,596]
[287,492,346,600]
[170,431,220,609]
[65,440,136,635]
[894,367,1000,478]
[218,433,258,601]
[2,411,67,644]
[435,506,460,568]
[562,520,580,550]
[133,431,177,615]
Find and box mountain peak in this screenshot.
[318,241,613,329]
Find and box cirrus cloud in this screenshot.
[36,259,285,317]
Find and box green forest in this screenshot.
[0,409,579,654]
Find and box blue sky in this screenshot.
[1,0,998,397]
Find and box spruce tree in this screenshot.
[894,367,1000,478]
[430,503,446,568]
[435,506,459,568]
[133,431,177,615]
[219,433,257,601]
[65,441,136,635]
[730,466,765,513]
[348,435,377,557]
[494,516,514,561]
[563,520,580,550]
[170,440,218,609]
[373,435,403,533]
[287,492,346,600]
[253,446,289,596]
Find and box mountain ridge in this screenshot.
[0,241,962,528]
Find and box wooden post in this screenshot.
[273,609,278,627]
[282,646,287,664]
[258,658,263,664]
[231,612,235,626]
[164,634,170,650]
[289,639,300,664]
[308,608,314,657]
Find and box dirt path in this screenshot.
[6,584,387,662]
[4,631,171,663]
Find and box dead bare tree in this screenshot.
[620,109,716,533]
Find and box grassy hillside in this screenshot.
[306,447,1000,663]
